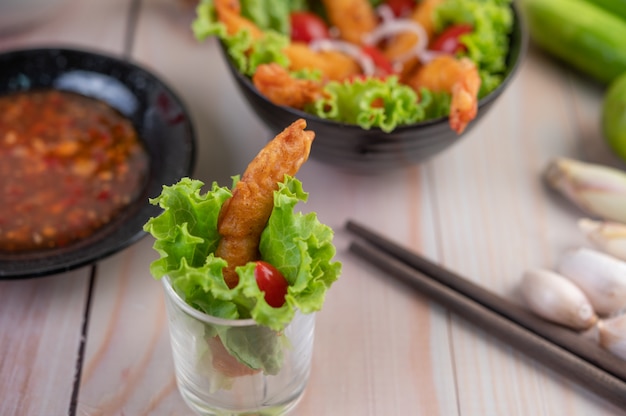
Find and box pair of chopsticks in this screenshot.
[346,220,626,409]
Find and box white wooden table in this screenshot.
[1,1,625,415]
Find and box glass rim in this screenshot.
[162,275,259,327]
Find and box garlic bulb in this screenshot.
[578,218,626,261]
[598,314,626,360]
[520,269,597,330]
[557,247,626,316]
[544,158,626,224]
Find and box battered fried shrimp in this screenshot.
[213,0,361,81]
[216,119,315,288]
[322,0,377,44]
[214,0,263,38]
[406,56,481,134]
[384,0,444,63]
[285,43,361,81]
[253,63,326,109]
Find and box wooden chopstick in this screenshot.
[346,220,626,409]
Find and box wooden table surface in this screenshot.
[2,1,626,415]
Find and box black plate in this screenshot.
[0,47,196,279]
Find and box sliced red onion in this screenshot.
[309,39,376,77]
[362,16,429,64]
[376,4,396,24]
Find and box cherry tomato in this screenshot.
[254,261,289,307]
[385,0,415,17]
[431,24,473,55]
[290,12,330,43]
[361,45,395,76]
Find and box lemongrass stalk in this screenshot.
[578,218,626,261]
[544,158,626,223]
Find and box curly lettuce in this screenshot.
[144,176,340,331]
[434,0,514,97]
[192,1,289,76]
[308,76,441,132]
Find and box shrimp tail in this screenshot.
[407,56,481,134]
[252,63,326,110]
[448,58,481,133]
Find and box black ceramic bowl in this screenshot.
[0,47,196,279]
[221,5,527,174]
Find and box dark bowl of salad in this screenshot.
[195,0,527,174]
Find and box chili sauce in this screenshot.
[0,89,149,252]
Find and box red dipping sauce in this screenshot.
[0,89,149,252]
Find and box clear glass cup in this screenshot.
[162,276,315,416]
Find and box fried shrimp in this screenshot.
[285,43,361,81]
[406,56,481,134]
[253,63,326,109]
[214,0,360,81]
[321,0,377,44]
[383,0,444,63]
[215,119,315,288]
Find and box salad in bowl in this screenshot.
[193,0,516,134]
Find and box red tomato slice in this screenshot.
[385,0,415,17]
[361,45,395,76]
[290,12,330,43]
[431,24,473,55]
[254,261,289,307]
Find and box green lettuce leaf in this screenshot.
[144,178,231,277]
[192,0,290,76]
[260,179,340,314]
[433,0,514,97]
[143,176,341,373]
[308,76,452,132]
[191,1,225,40]
[220,325,284,375]
[240,0,291,35]
[308,77,417,132]
[244,31,290,76]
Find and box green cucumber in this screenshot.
[585,0,626,21]
[602,72,626,162]
[520,0,626,84]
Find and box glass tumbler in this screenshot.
[162,276,316,416]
